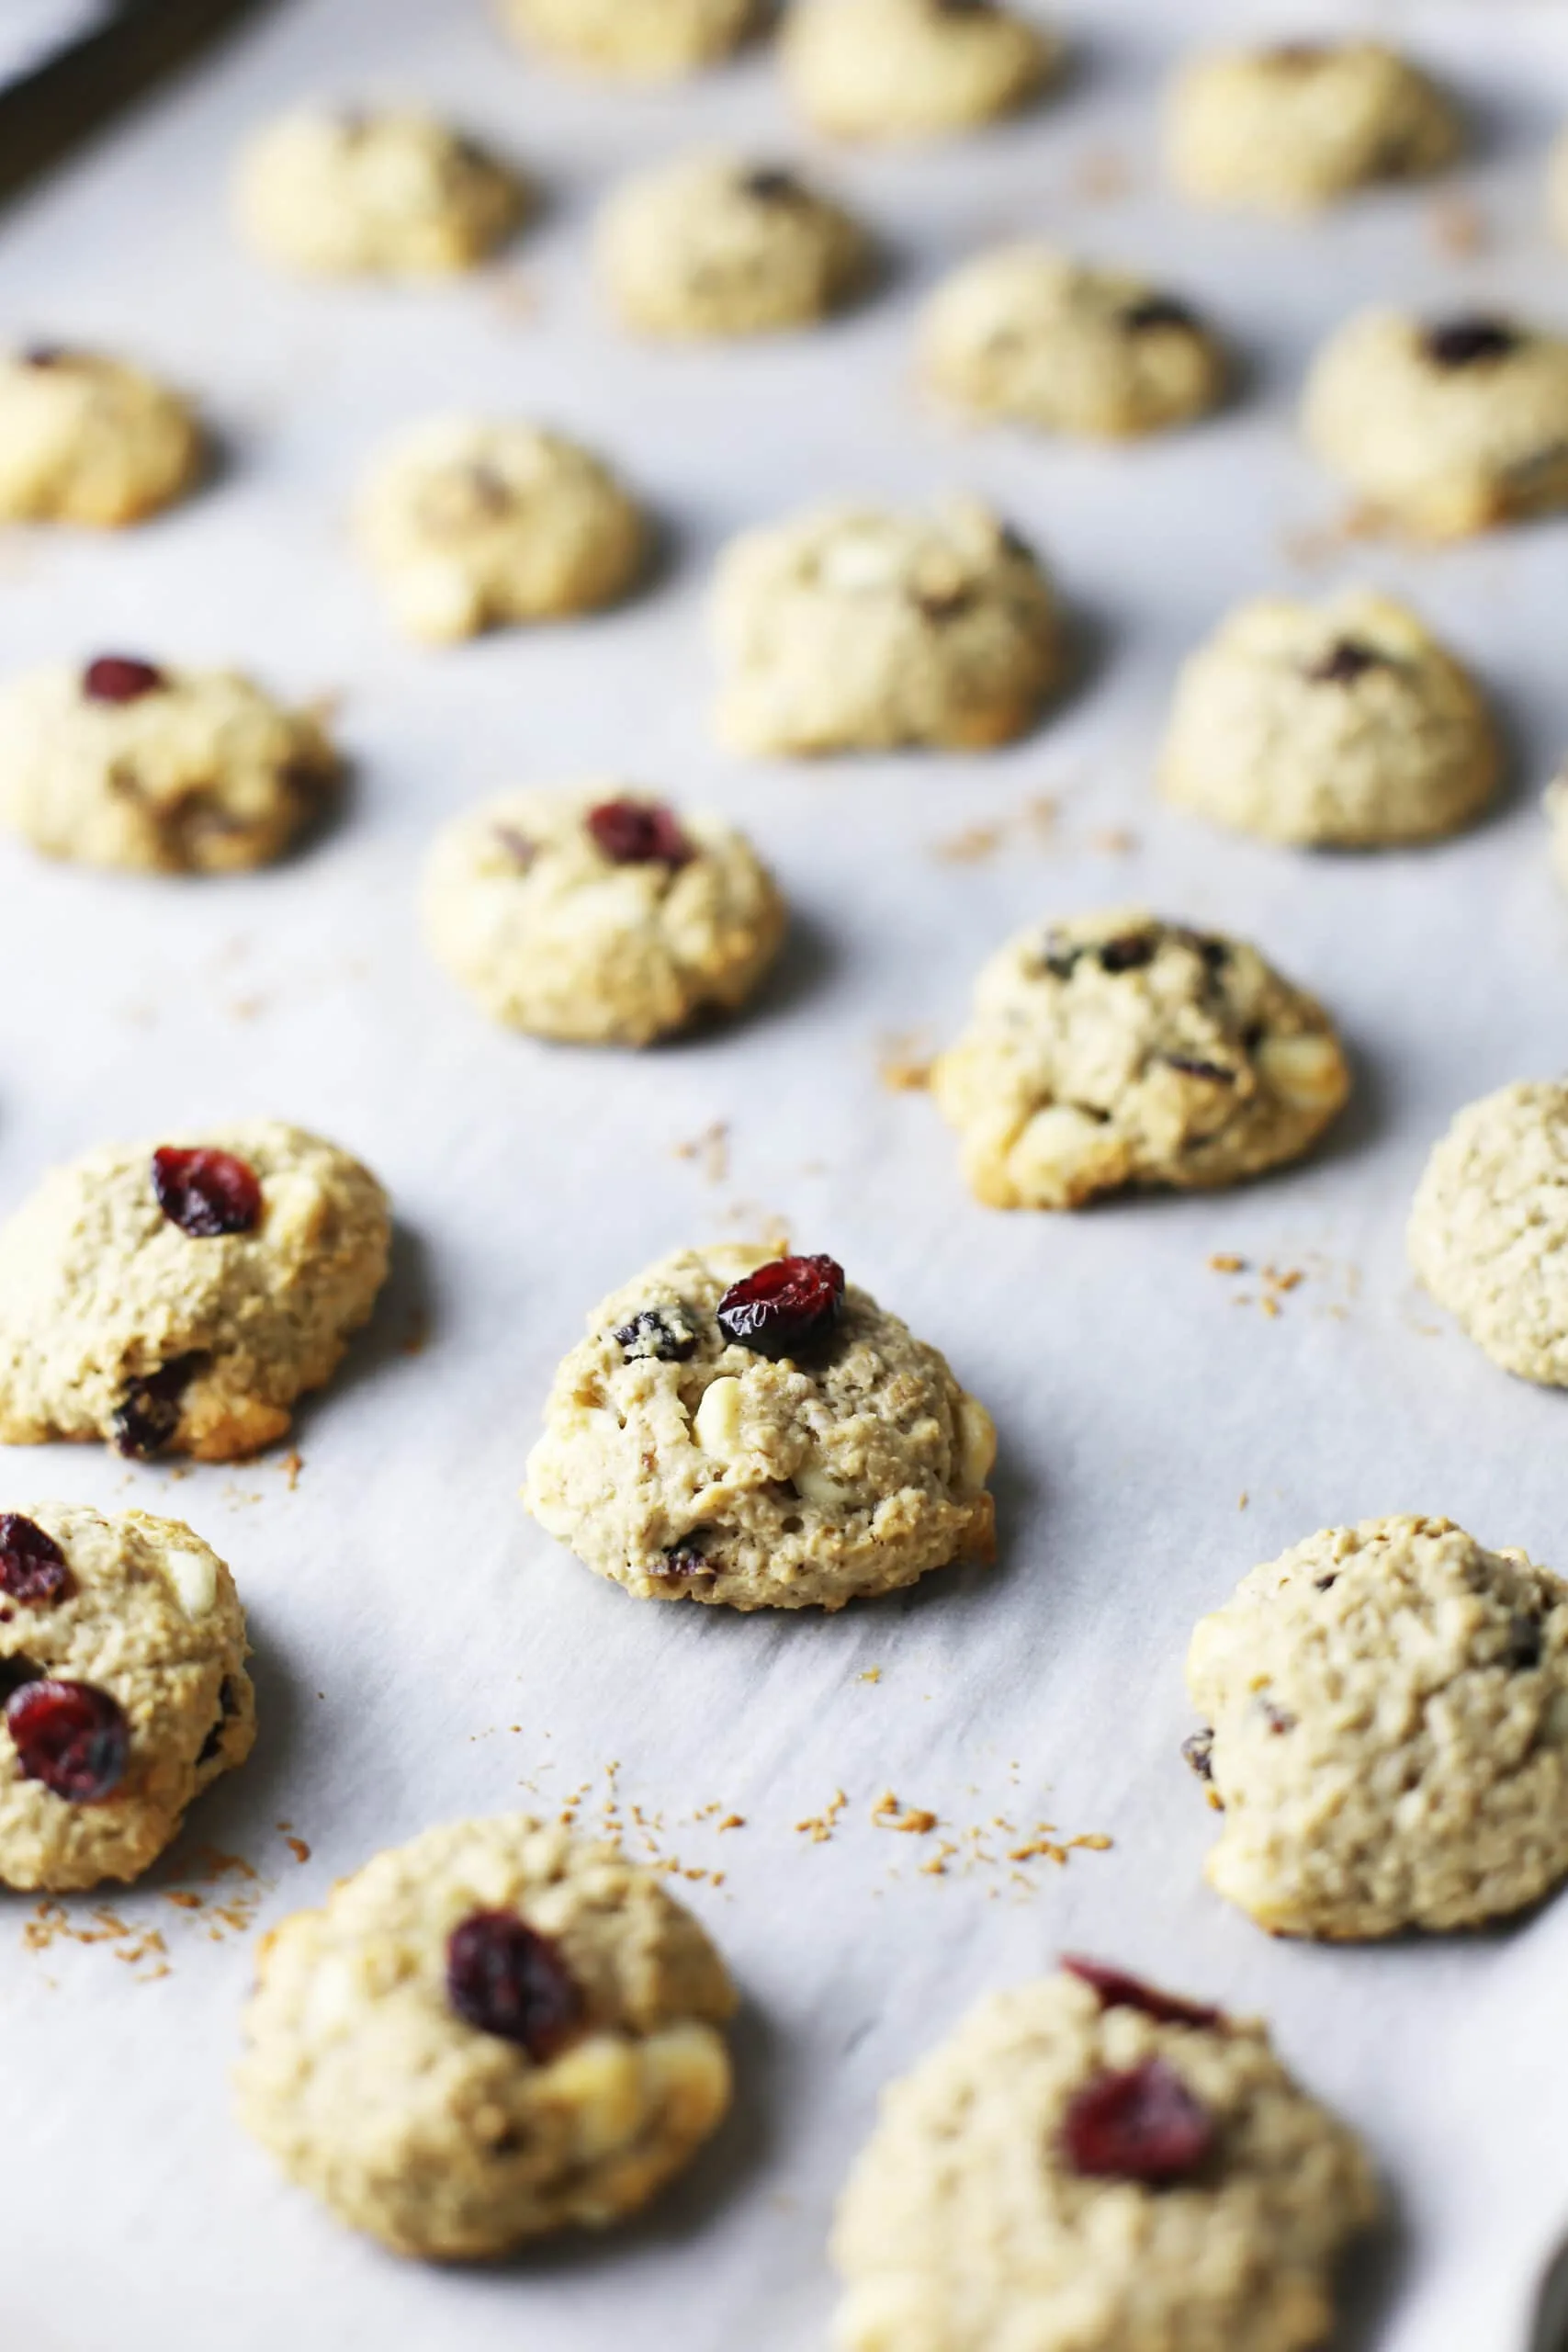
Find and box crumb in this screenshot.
[1086,825,1137,855]
[1260,1295,1280,1319]
[931,822,1003,865]
[1072,146,1131,201]
[717,1814,745,1832]
[284,1837,310,1865]
[858,1666,883,1684]
[675,1121,730,1184]
[489,267,539,322]
[1025,794,1059,837]
[878,1033,933,1093]
[1428,195,1486,259]
[795,1789,848,1844]
[1238,1490,1249,1511]
[278,1449,303,1490]
[163,1891,204,1911]
[400,1310,430,1357]
[227,994,266,1023]
[872,1791,939,1835]
[1209,1252,1247,1274]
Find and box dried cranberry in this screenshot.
[741,168,803,203]
[1258,1698,1297,1735]
[1163,1055,1235,1083]
[1064,1957,1224,2030]
[615,1308,697,1363]
[22,345,66,368]
[0,1515,69,1605]
[197,1675,243,1765]
[585,798,691,868]
[650,1543,712,1579]
[1181,1728,1214,1782]
[1122,296,1197,335]
[83,656,165,705]
[1041,933,1081,980]
[6,1679,129,1803]
[493,825,536,872]
[1063,2058,1215,2184]
[152,1148,263,1238]
[1308,639,1384,686]
[446,1910,584,2058]
[1424,318,1519,370]
[716,1253,845,1358]
[112,1356,200,1460]
[1504,1612,1543,1670]
[1099,932,1156,975]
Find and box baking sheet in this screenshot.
[2,2,1568,2346]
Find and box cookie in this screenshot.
[920,245,1227,439]
[422,786,786,1046]
[0,345,203,527]
[1303,309,1568,538]
[712,499,1062,756]
[524,1242,997,1611]
[235,1815,736,2257]
[783,0,1058,144]
[1167,40,1461,214]
[931,910,1349,1211]
[1186,1515,1568,1939]
[596,154,874,341]
[497,0,759,79]
[1159,592,1501,847]
[0,1504,253,1893]
[831,1963,1379,2352]
[0,1123,390,1463]
[235,108,528,277]
[0,654,340,874]
[1408,1080,1568,1386]
[356,418,647,643]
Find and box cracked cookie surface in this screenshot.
[1167,40,1461,213]
[921,245,1226,439]
[0,346,203,526]
[235,1815,736,2256]
[498,0,759,78]
[712,499,1062,755]
[1187,1514,1568,1939]
[0,1502,253,1892]
[0,1121,390,1462]
[1159,592,1500,846]
[423,785,785,1045]
[597,153,873,339]
[236,108,527,277]
[932,910,1348,1209]
[357,417,647,642]
[0,658,340,873]
[1408,1080,1568,1385]
[831,1966,1378,2352]
[524,1242,997,1610]
[1303,309,1568,537]
[783,0,1058,142]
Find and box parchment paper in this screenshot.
[3,3,1567,2346]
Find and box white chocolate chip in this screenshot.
[1256,1032,1346,1112]
[163,1544,218,1618]
[794,1453,853,1510]
[694,1375,745,1462]
[819,528,904,594]
[956,1396,998,1492]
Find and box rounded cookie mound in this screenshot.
[525,1243,997,1610]
[1167,40,1461,213]
[1303,309,1568,538]
[0,345,203,527]
[235,109,528,277]
[0,655,340,874]
[235,1815,736,2257]
[783,0,1058,143]
[357,418,647,643]
[1159,592,1500,847]
[596,154,873,340]
[932,910,1349,1211]
[0,1503,253,1892]
[0,1121,390,1462]
[921,245,1226,440]
[423,786,785,1046]
[498,0,759,79]
[1408,1080,1568,1385]
[1186,1515,1568,1939]
[712,499,1062,756]
[831,1965,1378,2352]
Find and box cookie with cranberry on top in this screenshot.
[0,1503,254,1892]
[831,1963,1378,2352]
[524,1242,996,1608]
[235,1815,736,2257]
[0,1123,389,1462]
[0,654,340,874]
[422,785,785,1046]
